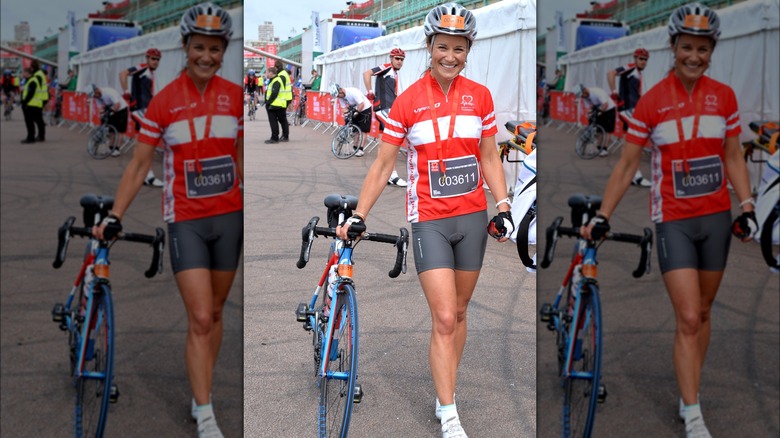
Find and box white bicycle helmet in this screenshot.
[180,2,233,43]
[575,84,586,98]
[423,3,477,43]
[668,2,721,42]
[330,83,342,98]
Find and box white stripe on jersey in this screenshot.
[650,115,726,146]
[162,115,240,146]
[406,115,483,146]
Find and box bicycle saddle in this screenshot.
[324,194,358,228]
[568,194,602,228]
[80,193,115,228]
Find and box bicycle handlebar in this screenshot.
[296,216,409,278]
[53,216,166,278]
[541,216,653,278]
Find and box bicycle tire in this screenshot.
[331,125,362,159]
[75,283,114,438]
[562,284,602,438]
[318,283,358,438]
[87,126,118,160]
[575,125,605,160]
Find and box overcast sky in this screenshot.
[2,0,597,43]
[1,0,103,41]
[244,0,381,42]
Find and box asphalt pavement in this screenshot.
[0,113,243,436]
[242,107,537,437]
[535,122,779,437]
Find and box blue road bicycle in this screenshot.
[296,194,408,437]
[51,194,164,437]
[539,194,652,437]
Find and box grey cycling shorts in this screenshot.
[411,210,488,274]
[167,210,243,274]
[655,210,732,274]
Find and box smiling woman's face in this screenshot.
[428,33,470,88]
[672,33,714,88]
[184,34,226,88]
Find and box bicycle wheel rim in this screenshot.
[331,126,359,159]
[562,285,601,438]
[75,284,114,438]
[575,127,600,160]
[87,127,113,160]
[319,284,358,438]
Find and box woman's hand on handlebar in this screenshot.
[336,215,365,240]
[92,214,123,241]
[580,214,610,241]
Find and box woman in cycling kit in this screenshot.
[582,4,756,438]
[336,4,513,438]
[94,3,242,437]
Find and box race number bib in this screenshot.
[672,155,724,198]
[184,155,236,198]
[429,155,480,198]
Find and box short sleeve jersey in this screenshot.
[584,87,615,111]
[626,72,741,223]
[370,63,399,111]
[126,63,154,110]
[382,72,498,223]
[339,87,369,112]
[138,71,244,223]
[614,63,642,109]
[97,87,128,111]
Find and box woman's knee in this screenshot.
[676,309,702,336]
[432,311,458,336]
[189,309,215,335]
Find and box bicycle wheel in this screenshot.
[575,125,606,160]
[319,283,358,438]
[562,284,602,438]
[331,125,362,159]
[75,283,114,438]
[87,126,118,160]
[249,105,256,121]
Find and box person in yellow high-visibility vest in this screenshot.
[264,67,289,143]
[274,60,292,109]
[20,62,48,143]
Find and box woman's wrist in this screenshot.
[352,211,366,221]
[739,197,755,211]
[495,197,511,209]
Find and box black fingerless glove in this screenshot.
[487,211,514,239]
[588,214,610,240]
[731,211,758,240]
[100,214,123,240]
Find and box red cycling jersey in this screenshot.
[138,71,243,223]
[626,71,741,223]
[382,72,498,223]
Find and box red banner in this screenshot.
[549,91,577,123]
[61,91,89,123]
[306,91,333,123]
[264,44,277,71]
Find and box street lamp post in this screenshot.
[380,0,384,24]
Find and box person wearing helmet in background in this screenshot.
[119,47,164,186]
[245,69,259,112]
[94,3,242,437]
[576,83,617,151]
[607,47,652,187]
[582,4,756,437]
[330,82,373,154]
[362,47,408,186]
[337,4,512,437]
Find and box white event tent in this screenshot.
[559,0,780,140]
[315,0,537,143]
[70,7,244,93]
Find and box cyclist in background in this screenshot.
[607,47,652,187]
[582,4,756,437]
[363,47,408,187]
[337,4,513,437]
[94,3,243,437]
[331,83,372,155]
[245,69,259,111]
[89,84,128,156]
[576,83,616,157]
[119,47,164,186]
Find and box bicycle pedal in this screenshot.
[109,383,120,403]
[597,384,607,403]
[296,302,309,323]
[52,303,66,323]
[353,383,364,403]
[539,302,553,323]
